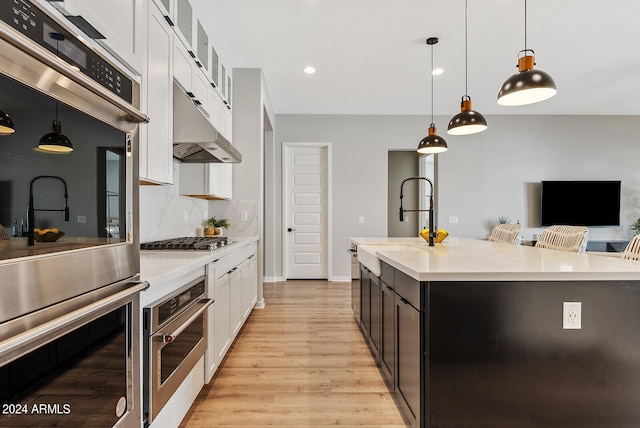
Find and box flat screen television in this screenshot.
[540,180,621,227]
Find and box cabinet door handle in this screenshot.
[398,296,409,305]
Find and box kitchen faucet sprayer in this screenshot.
[27,175,70,246]
[399,176,436,246]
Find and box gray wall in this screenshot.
[388,151,419,237]
[268,114,640,280]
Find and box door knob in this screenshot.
[287,228,296,232]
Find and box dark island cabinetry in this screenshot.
[359,260,640,428]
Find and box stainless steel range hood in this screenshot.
[173,84,242,163]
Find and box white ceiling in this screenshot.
[194,0,640,117]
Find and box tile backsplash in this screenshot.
[139,161,258,242]
[207,199,259,238]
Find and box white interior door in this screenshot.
[284,144,328,279]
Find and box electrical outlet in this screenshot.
[240,211,248,222]
[448,216,458,224]
[77,215,86,224]
[358,216,364,224]
[563,302,582,329]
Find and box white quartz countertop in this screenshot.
[140,236,258,285]
[350,237,640,282]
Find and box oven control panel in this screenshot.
[0,0,133,102]
[156,279,206,327]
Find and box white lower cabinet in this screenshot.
[229,264,244,338]
[206,242,258,382]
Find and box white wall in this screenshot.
[268,114,640,280]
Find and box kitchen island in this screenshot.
[351,237,640,428]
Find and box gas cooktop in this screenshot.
[141,236,232,251]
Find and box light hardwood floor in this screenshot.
[180,280,409,427]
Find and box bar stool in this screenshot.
[622,234,640,261]
[488,223,522,244]
[535,225,589,253]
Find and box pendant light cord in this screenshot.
[430,42,434,124]
[524,0,527,50]
[55,38,59,122]
[464,0,468,96]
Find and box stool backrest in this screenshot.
[622,234,640,261]
[488,223,521,244]
[535,225,589,253]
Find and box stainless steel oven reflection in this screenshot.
[143,276,212,424]
[0,279,147,427]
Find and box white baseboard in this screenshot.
[330,276,351,283]
[263,276,285,283]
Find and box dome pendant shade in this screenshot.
[0,110,16,135]
[36,120,73,153]
[497,50,557,106]
[417,124,448,154]
[447,96,488,135]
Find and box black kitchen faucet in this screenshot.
[27,175,69,246]
[399,176,436,246]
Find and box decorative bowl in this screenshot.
[420,228,448,243]
[33,229,65,242]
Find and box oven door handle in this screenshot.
[0,281,148,364]
[155,299,213,344]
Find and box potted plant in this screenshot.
[496,216,511,225]
[631,217,640,236]
[204,216,229,237]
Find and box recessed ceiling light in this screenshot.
[304,66,316,74]
[432,68,444,75]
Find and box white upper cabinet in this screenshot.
[210,45,220,90]
[179,163,232,200]
[140,2,173,184]
[173,40,210,118]
[174,0,193,50]
[57,0,145,74]
[153,0,171,16]
[196,20,209,73]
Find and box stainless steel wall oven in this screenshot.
[0,279,146,427]
[143,276,212,424]
[0,1,148,427]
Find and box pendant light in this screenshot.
[36,32,73,154]
[37,117,73,153]
[417,37,448,154]
[448,0,487,135]
[497,0,556,106]
[0,110,16,135]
